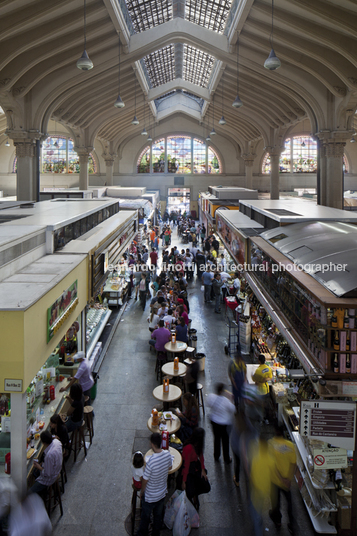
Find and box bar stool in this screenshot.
[46,475,63,517]
[196,383,205,415]
[71,421,87,462]
[84,406,94,445]
[155,351,167,382]
[60,456,67,493]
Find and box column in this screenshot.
[324,141,346,209]
[14,141,38,201]
[75,147,93,190]
[319,142,327,206]
[104,158,115,186]
[270,151,280,200]
[242,153,256,189]
[11,393,27,496]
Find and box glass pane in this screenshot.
[152,138,165,173]
[193,138,206,173]
[68,138,80,174]
[137,146,150,173]
[89,154,96,174]
[208,147,221,173]
[293,136,317,172]
[167,136,191,173]
[42,136,66,173]
[279,138,291,172]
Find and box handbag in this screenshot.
[187,460,211,497]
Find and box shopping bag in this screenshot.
[164,490,182,530]
[173,491,199,536]
[200,285,204,292]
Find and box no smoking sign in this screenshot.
[314,455,325,466]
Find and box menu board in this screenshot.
[300,400,356,450]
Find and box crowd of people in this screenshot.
[127,215,297,536]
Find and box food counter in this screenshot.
[86,305,112,359]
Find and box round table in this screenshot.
[164,341,187,354]
[153,384,182,409]
[145,446,182,474]
[161,362,187,377]
[147,415,181,434]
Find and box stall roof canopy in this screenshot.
[215,208,264,228]
[261,221,357,298]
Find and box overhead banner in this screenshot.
[47,280,78,343]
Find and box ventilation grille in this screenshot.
[0,233,46,268]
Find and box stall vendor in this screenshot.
[59,351,94,402]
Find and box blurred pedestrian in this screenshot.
[9,493,52,536]
[207,383,235,463]
[252,354,272,424]
[228,352,246,407]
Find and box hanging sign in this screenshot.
[300,400,356,450]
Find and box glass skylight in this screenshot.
[185,0,232,34]
[144,45,175,88]
[124,0,172,33]
[183,45,215,87]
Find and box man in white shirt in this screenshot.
[137,433,172,536]
[60,351,94,401]
[30,431,63,495]
[233,272,241,295]
[207,383,236,463]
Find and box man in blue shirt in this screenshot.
[202,268,214,303]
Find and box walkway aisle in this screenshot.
[52,231,315,536]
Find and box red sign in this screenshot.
[314,455,325,466]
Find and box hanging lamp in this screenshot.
[210,95,216,136]
[232,35,243,108]
[76,0,93,70]
[350,136,356,143]
[264,0,281,70]
[131,77,139,125]
[301,119,306,147]
[114,33,125,108]
[5,138,10,147]
[141,95,147,135]
[147,112,152,141]
[219,71,226,125]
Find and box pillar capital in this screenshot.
[74,146,93,157]
[264,145,284,158]
[14,141,36,158]
[242,153,256,167]
[102,153,117,167]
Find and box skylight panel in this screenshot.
[144,46,175,88]
[185,0,232,34]
[125,0,172,33]
[183,45,215,87]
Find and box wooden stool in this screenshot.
[71,421,87,462]
[84,406,94,445]
[46,476,63,517]
[60,456,67,493]
[155,351,167,382]
[196,383,205,415]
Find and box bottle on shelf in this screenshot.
[346,333,350,351]
[344,310,349,329]
[331,310,338,328]
[333,353,339,373]
[333,332,340,351]
[346,355,351,374]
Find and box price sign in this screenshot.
[300,400,356,450]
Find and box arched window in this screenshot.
[262,136,320,173]
[41,136,97,174]
[137,135,222,174]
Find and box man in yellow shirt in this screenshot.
[269,424,297,534]
[252,354,272,424]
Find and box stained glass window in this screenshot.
[167,136,191,173]
[41,136,96,174]
[262,137,317,174]
[208,147,221,173]
[193,138,206,173]
[152,138,165,173]
[137,136,221,174]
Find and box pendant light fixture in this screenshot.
[232,35,243,108]
[147,110,152,141]
[210,95,216,136]
[5,138,10,147]
[350,135,356,143]
[141,95,147,136]
[114,33,125,108]
[301,119,306,147]
[264,0,281,70]
[77,0,93,70]
[219,71,226,125]
[131,77,139,125]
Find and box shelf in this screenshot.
[293,406,300,420]
[86,309,112,359]
[292,432,335,490]
[301,498,337,534]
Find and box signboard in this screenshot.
[4,379,23,392]
[47,280,78,343]
[300,400,356,450]
[313,447,348,469]
[342,381,357,397]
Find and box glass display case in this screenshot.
[86,303,112,359]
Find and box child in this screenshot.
[132,451,144,490]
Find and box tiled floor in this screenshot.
[52,230,317,536]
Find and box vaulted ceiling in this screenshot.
[0,0,356,152]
